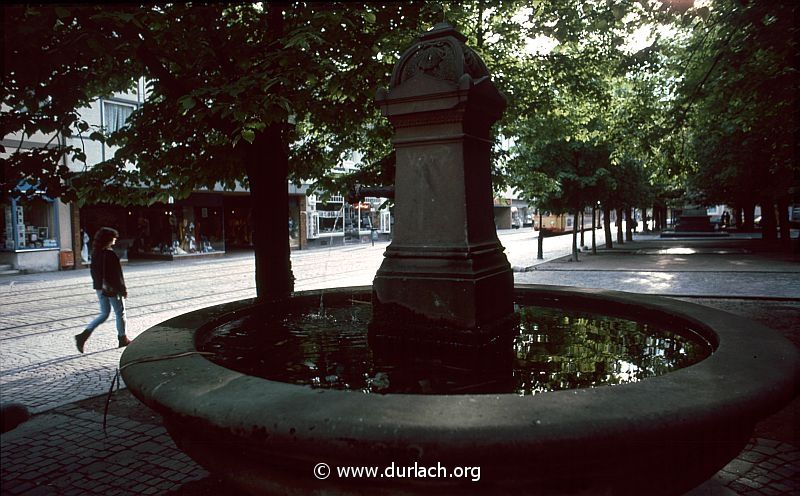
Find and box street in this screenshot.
[1,228,590,413]
[2,229,798,496]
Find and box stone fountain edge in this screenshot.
[119,284,800,495]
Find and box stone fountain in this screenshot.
[121,24,799,495]
[371,22,513,341]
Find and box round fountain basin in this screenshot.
[199,299,711,395]
[120,285,799,495]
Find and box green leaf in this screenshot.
[241,129,255,144]
[178,95,196,114]
[364,12,376,24]
[284,33,310,50]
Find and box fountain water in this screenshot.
[121,23,799,495]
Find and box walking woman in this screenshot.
[75,227,132,353]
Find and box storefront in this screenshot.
[223,194,253,249]
[80,193,225,261]
[304,194,392,248]
[224,191,308,250]
[1,192,65,272]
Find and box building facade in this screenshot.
[1,119,76,272]
[3,84,393,272]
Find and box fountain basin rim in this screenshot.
[120,284,799,448]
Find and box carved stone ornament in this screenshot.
[390,22,490,89]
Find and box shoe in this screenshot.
[75,331,91,353]
[118,336,132,348]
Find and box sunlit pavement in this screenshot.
[1,233,798,495]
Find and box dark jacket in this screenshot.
[90,249,127,297]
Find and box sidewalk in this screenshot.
[1,234,798,495]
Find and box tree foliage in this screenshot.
[671,1,798,237]
[3,0,798,294]
[2,3,439,299]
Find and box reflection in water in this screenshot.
[199,303,710,395]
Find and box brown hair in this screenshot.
[91,227,119,255]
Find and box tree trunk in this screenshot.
[579,210,585,248]
[626,208,634,241]
[245,125,294,302]
[616,208,624,245]
[731,206,742,229]
[537,212,544,259]
[642,207,649,233]
[761,199,777,241]
[571,209,579,261]
[777,198,791,247]
[742,202,755,231]
[603,205,613,249]
[591,206,597,255]
[651,205,659,230]
[657,205,666,230]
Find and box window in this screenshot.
[102,101,135,133]
[2,197,58,251]
[380,210,392,233]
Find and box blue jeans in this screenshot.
[86,290,127,337]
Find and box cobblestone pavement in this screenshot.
[1,233,798,495]
[0,242,393,413]
[1,401,209,496]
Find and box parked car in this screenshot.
[523,214,534,228]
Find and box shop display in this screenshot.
[1,202,58,251]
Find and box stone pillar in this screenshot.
[372,23,514,340]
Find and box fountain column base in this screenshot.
[371,241,514,340]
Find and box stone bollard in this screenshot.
[1,402,31,433]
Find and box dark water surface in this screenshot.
[199,302,711,395]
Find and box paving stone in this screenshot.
[728,481,752,493]
[22,485,59,496]
[773,466,798,478]
[756,487,780,496]
[725,459,755,475]
[4,481,37,495]
[776,451,799,462]
[2,243,799,495]
[754,475,772,485]
[741,451,768,463]
[132,441,167,454]
[767,480,795,492]
[715,470,739,484]
[752,445,780,456]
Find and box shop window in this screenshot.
[2,197,58,251]
[380,210,392,234]
[305,211,319,239]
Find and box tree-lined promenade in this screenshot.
[1,233,798,495]
[3,1,797,297]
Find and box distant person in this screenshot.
[75,227,131,353]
